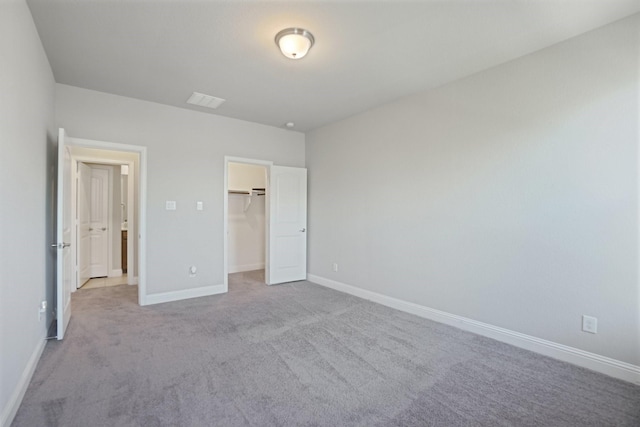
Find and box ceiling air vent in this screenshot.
[186,92,226,109]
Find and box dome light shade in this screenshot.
[275,28,314,59]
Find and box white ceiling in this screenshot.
[27,0,640,132]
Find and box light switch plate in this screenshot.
[582,315,598,334]
[166,201,176,211]
[196,201,203,211]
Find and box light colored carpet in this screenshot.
[12,270,640,426]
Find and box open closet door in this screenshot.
[268,166,307,285]
[55,128,73,339]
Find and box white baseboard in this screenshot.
[1,338,46,427]
[108,269,123,278]
[229,263,265,274]
[142,284,225,306]
[307,274,640,385]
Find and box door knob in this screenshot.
[101,227,107,231]
[51,243,71,249]
[299,228,306,232]
[89,227,93,231]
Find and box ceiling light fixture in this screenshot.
[275,28,314,59]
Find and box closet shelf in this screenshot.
[228,189,265,196]
[229,188,265,211]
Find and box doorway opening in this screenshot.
[224,158,272,290]
[223,156,308,292]
[65,136,147,306]
[69,147,139,298]
[55,129,148,340]
[73,160,132,291]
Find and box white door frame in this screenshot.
[224,156,273,289]
[67,137,147,306]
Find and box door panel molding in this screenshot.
[88,166,110,278]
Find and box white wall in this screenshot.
[55,84,305,296]
[228,163,266,273]
[228,162,267,193]
[0,1,56,425]
[306,15,640,367]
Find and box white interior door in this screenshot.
[55,128,72,340]
[90,166,109,277]
[268,166,307,285]
[77,162,91,287]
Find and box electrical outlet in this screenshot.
[189,265,197,277]
[332,263,338,272]
[582,315,598,334]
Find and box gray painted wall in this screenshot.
[55,84,305,295]
[306,15,640,365]
[0,0,55,423]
